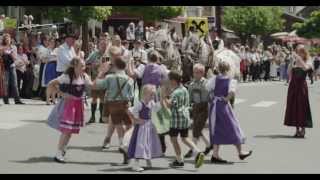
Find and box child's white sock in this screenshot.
[177,155,183,162]
[119,137,124,147]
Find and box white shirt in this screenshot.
[15,53,28,72]
[206,75,237,95]
[37,45,50,63]
[126,27,135,41]
[56,43,76,72]
[129,100,161,120]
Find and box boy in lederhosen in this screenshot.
[86,37,110,124]
[95,51,134,157]
[184,64,212,158]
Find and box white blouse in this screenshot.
[206,75,237,95]
[129,101,161,120]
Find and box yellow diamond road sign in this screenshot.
[186,17,209,37]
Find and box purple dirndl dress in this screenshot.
[128,102,163,160]
[208,76,245,145]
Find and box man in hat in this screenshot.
[56,32,77,76]
[210,27,224,50]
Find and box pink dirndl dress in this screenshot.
[47,74,88,134]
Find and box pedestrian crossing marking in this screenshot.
[251,101,278,107]
[235,98,247,105]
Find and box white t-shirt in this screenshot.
[57,73,91,87]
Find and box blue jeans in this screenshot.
[3,66,20,102]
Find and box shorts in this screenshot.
[191,103,208,138]
[104,101,132,126]
[91,89,105,100]
[169,128,189,138]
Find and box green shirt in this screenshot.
[188,77,209,104]
[86,50,109,79]
[95,71,134,102]
[170,85,190,129]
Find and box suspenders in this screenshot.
[113,77,129,100]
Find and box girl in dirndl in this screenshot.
[127,84,163,172]
[47,57,93,163]
[207,61,252,164]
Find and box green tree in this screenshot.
[26,6,112,54]
[112,6,185,21]
[293,10,320,38]
[223,6,284,45]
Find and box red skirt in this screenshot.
[284,68,312,128]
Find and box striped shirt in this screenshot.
[170,85,190,129]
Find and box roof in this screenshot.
[282,12,305,22]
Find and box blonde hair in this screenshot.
[296,45,310,62]
[193,63,205,73]
[141,84,156,98]
[218,61,231,75]
[109,46,121,56]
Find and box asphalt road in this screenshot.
[0,80,319,174]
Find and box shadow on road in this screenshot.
[254,134,295,139]
[20,120,47,124]
[98,166,171,173]
[68,146,120,153]
[11,156,110,166]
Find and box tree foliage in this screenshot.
[45,6,112,25]
[112,6,185,21]
[223,6,284,44]
[293,10,320,38]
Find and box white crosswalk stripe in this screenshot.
[234,98,247,104]
[251,101,278,107]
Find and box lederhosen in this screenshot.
[88,53,106,100]
[190,87,208,138]
[104,76,132,126]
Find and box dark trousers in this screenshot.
[307,69,314,84]
[3,67,21,103]
[38,63,46,101]
[16,70,24,95]
[159,133,167,153]
[264,61,271,81]
[21,66,34,98]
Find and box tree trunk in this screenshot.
[215,6,222,37]
[82,22,89,57]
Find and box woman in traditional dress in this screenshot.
[43,38,59,104]
[207,61,252,164]
[284,45,313,138]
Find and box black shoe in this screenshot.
[99,118,104,123]
[184,149,193,158]
[203,146,212,155]
[86,117,95,125]
[4,101,9,104]
[239,150,253,160]
[119,148,129,165]
[169,160,184,168]
[15,101,25,105]
[211,156,231,164]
